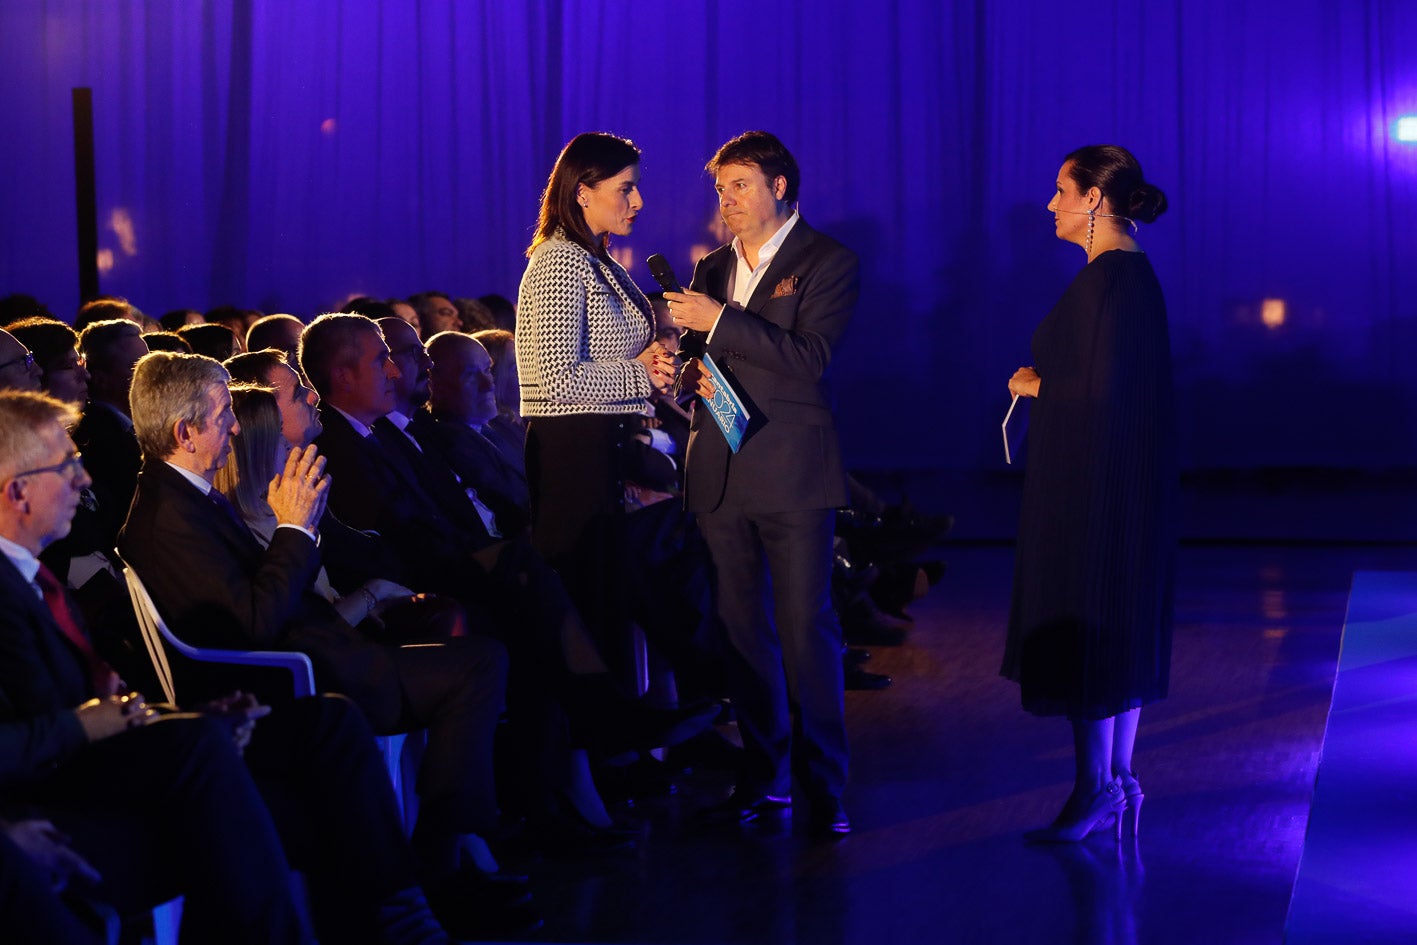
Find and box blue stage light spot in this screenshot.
[1396,116,1417,143]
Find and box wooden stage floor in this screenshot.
[500,542,1414,945]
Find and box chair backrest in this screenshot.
[119,561,316,701]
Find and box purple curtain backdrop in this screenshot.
[1,0,1414,470]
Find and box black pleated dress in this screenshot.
[1002,249,1178,720]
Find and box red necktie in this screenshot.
[34,562,116,695]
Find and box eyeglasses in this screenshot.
[0,350,37,372]
[9,452,85,481]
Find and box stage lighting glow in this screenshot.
[1261,298,1286,329]
[1397,116,1417,142]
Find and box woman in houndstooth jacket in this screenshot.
[516,132,675,657]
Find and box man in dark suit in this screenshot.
[4,386,482,943]
[114,353,527,934]
[665,131,859,836]
[300,314,716,757]
[418,328,531,534]
[72,319,148,550]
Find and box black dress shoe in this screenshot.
[808,798,851,838]
[844,666,892,690]
[843,647,872,666]
[697,790,792,825]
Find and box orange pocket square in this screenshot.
[770,275,799,299]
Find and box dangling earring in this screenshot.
[1085,208,1095,255]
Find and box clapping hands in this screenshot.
[268,443,329,531]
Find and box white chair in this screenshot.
[119,563,411,824]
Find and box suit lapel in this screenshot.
[744,220,816,314]
[146,462,266,559]
[0,553,92,705]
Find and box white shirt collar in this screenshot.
[730,210,800,272]
[163,460,213,495]
[332,404,375,438]
[0,533,41,587]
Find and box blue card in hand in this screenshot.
[699,353,750,453]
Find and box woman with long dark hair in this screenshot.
[516,133,674,648]
[1003,145,1177,842]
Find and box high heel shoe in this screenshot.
[1119,770,1144,838]
[1025,778,1126,843]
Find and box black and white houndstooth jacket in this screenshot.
[515,234,654,417]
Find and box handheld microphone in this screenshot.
[646,253,706,360]
[646,253,681,293]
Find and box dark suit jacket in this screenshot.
[314,408,497,593]
[412,410,531,535]
[685,218,858,514]
[117,460,401,725]
[0,555,92,790]
[71,401,142,548]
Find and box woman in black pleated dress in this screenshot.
[1002,145,1177,842]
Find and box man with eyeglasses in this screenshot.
[0,387,483,944]
[0,328,42,392]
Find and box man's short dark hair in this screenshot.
[225,348,288,386]
[75,297,134,333]
[300,313,379,398]
[706,131,800,204]
[78,319,142,373]
[177,323,241,362]
[6,317,77,372]
[140,331,193,353]
[245,314,305,354]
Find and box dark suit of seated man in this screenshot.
[71,319,148,554]
[0,389,468,944]
[417,330,532,535]
[114,354,514,917]
[299,314,716,768]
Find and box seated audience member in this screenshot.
[225,349,402,592]
[177,321,242,360]
[620,441,721,701]
[74,296,139,333]
[0,389,471,944]
[2,325,132,668]
[224,348,322,444]
[216,385,461,642]
[455,297,495,333]
[408,291,462,339]
[74,320,148,551]
[391,298,422,335]
[6,318,90,405]
[0,293,56,327]
[204,304,255,339]
[245,313,304,365]
[0,327,44,392]
[115,352,536,934]
[419,329,531,532]
[139,329,192,353]
[469,328,527,473]
[217,380,622,848]
[158,307,204,332]
[302,315,715,762]
[344,297,398,320]
[477,293,517,333]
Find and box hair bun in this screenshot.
[1128,184,1168,224]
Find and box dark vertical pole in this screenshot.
[72,87,100,304]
